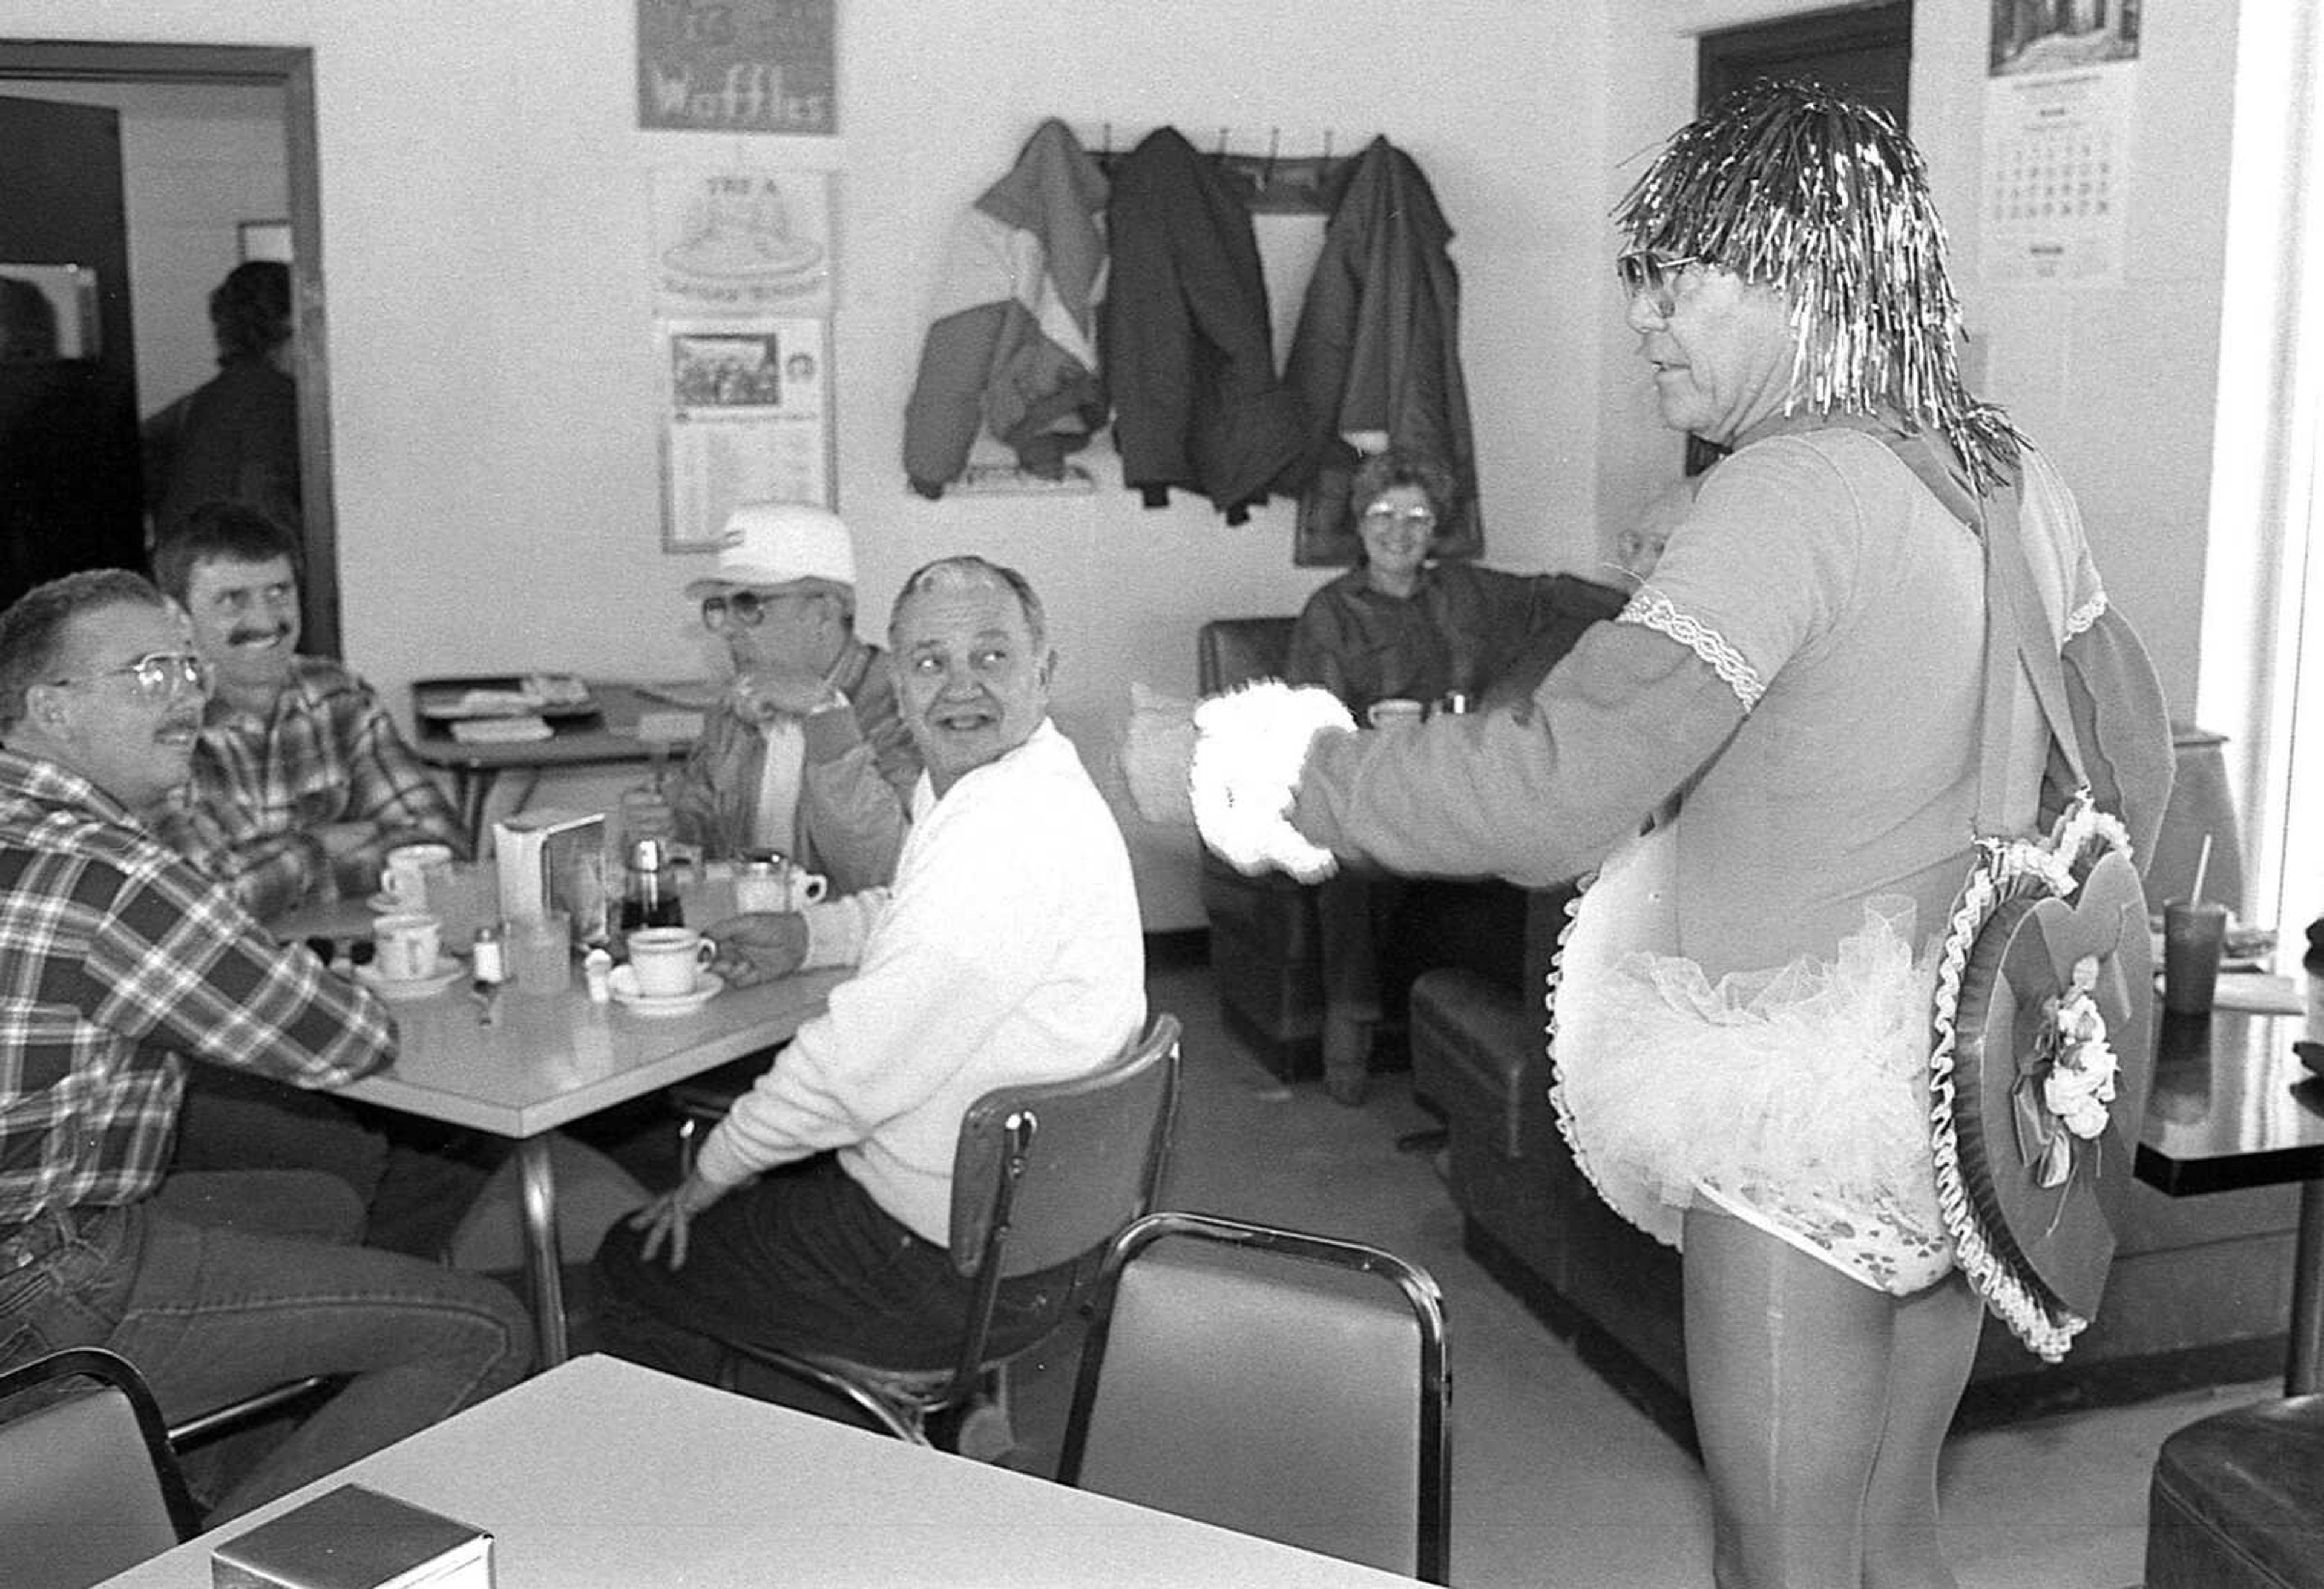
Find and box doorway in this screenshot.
[0,41,340,657]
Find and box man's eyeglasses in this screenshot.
[47,650,214,704]
[1359,505,1438,531]
[700,592,778,631]
[1615,251,1700,316]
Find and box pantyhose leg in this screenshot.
[1682,1205,1972,1589]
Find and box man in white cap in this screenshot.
[649,501,917,894]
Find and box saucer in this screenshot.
[355,958,465,1001]
[609,965,725,1015]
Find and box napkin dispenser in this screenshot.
[493,808,603,926]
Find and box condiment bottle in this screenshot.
[619,837,685,937]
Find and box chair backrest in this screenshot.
[1058,1210,1452,1584]
[1196,617,1296,694]
[0,1347,200,1588]
[937,1014,1183,1392]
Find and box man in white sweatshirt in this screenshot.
[591,555,1146,1388]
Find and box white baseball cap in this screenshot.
[683,502,856,598]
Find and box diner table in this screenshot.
[410,679,712,844]
[97,1353,1415,1587]
[2136,994,2324,1393]
[277,871,839,1368]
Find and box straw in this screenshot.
[2190,833,2213,909]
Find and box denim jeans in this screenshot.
[592,1155,1087,1386]
[171,1064,505,1259]
[0,1170,533,1521]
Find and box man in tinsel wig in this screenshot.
[1177,80,2171,1587]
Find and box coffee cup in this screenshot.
[379,842,455,909]
[735,855,829,914]
[1367,698,1425,730]
[627,926,716,998]
[373,911,443,982]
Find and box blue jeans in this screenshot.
[592,1155,1089,1384]
[0,1170,534,1521]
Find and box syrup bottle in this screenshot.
[619,837,685,938]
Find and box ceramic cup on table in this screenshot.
[735,854,828,914]
[379,842,456,909]
[626,926,717,998]
[373,911,443,982]
[1367,698,1425,730]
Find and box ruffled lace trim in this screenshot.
[2064,591,2107,638]
[1618,590,1766,710]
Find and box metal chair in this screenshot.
[1058,1210,1453,1584]
[721,1012,1183,1458]
[0,1347,201,1588]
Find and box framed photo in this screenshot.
[238,219,292,263]
[657,315,832,550]
[637,0,836,134]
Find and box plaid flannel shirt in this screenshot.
[148,657,465,920]
[0,749,393,1224]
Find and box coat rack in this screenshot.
[1083,123,1350,215]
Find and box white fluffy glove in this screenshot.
[1189,681,1354,882]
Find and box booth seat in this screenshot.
[1411,729,2299,1444]
[1195,578,1626,1083]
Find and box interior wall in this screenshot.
[0,0,1613,931]
[0,76,285,422]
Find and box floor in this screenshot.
[589,952,2274,1588]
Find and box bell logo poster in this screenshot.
[637,0,836,135]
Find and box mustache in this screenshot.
[226,624,292,647]
[158,712,203,736]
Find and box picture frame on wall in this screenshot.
[657,315,832,550]
[637,0,836,135]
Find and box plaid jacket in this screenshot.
[149,657,465,920]
[0,750,392,1222]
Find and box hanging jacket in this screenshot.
[1102,126,1308,523]
[903,119,1109,497]
[1285,137,1483,566]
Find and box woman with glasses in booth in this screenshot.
[1285,447,1552,1104]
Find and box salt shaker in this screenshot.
[583,948,614,1004]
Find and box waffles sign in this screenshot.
[637,0,835,134]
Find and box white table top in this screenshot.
[335,964,843,1138]
[278,870,839,1139]
[102,1354,1411,1587]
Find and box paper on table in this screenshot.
[2210,972,2303,1015]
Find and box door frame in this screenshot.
[0,40,341,657]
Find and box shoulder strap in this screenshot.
[1975,480,2092,834]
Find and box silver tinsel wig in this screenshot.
[1616,79,2022,490]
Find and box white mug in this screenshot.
[735,856,829,914]
[626,926,717,998]
[379,842,455,908]
[373,911,442,981]
[1367,698,1425,730]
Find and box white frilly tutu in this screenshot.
[1549,825,1955,1296]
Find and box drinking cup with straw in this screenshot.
[2164,833,2229,1015]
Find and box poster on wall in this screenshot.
[652,167,833,318]
[637,0,835,134]
[1981,1,2142,287]
[658,316,832,550]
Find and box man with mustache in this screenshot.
[0,568,531,1522]
[145,500,465,920]
[145,502,484,1257]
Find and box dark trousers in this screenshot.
[591,1155,1088,1387]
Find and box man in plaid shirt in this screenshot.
[0,569,530,1521]
[146,502,465,922]
[143,505,488,1253]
